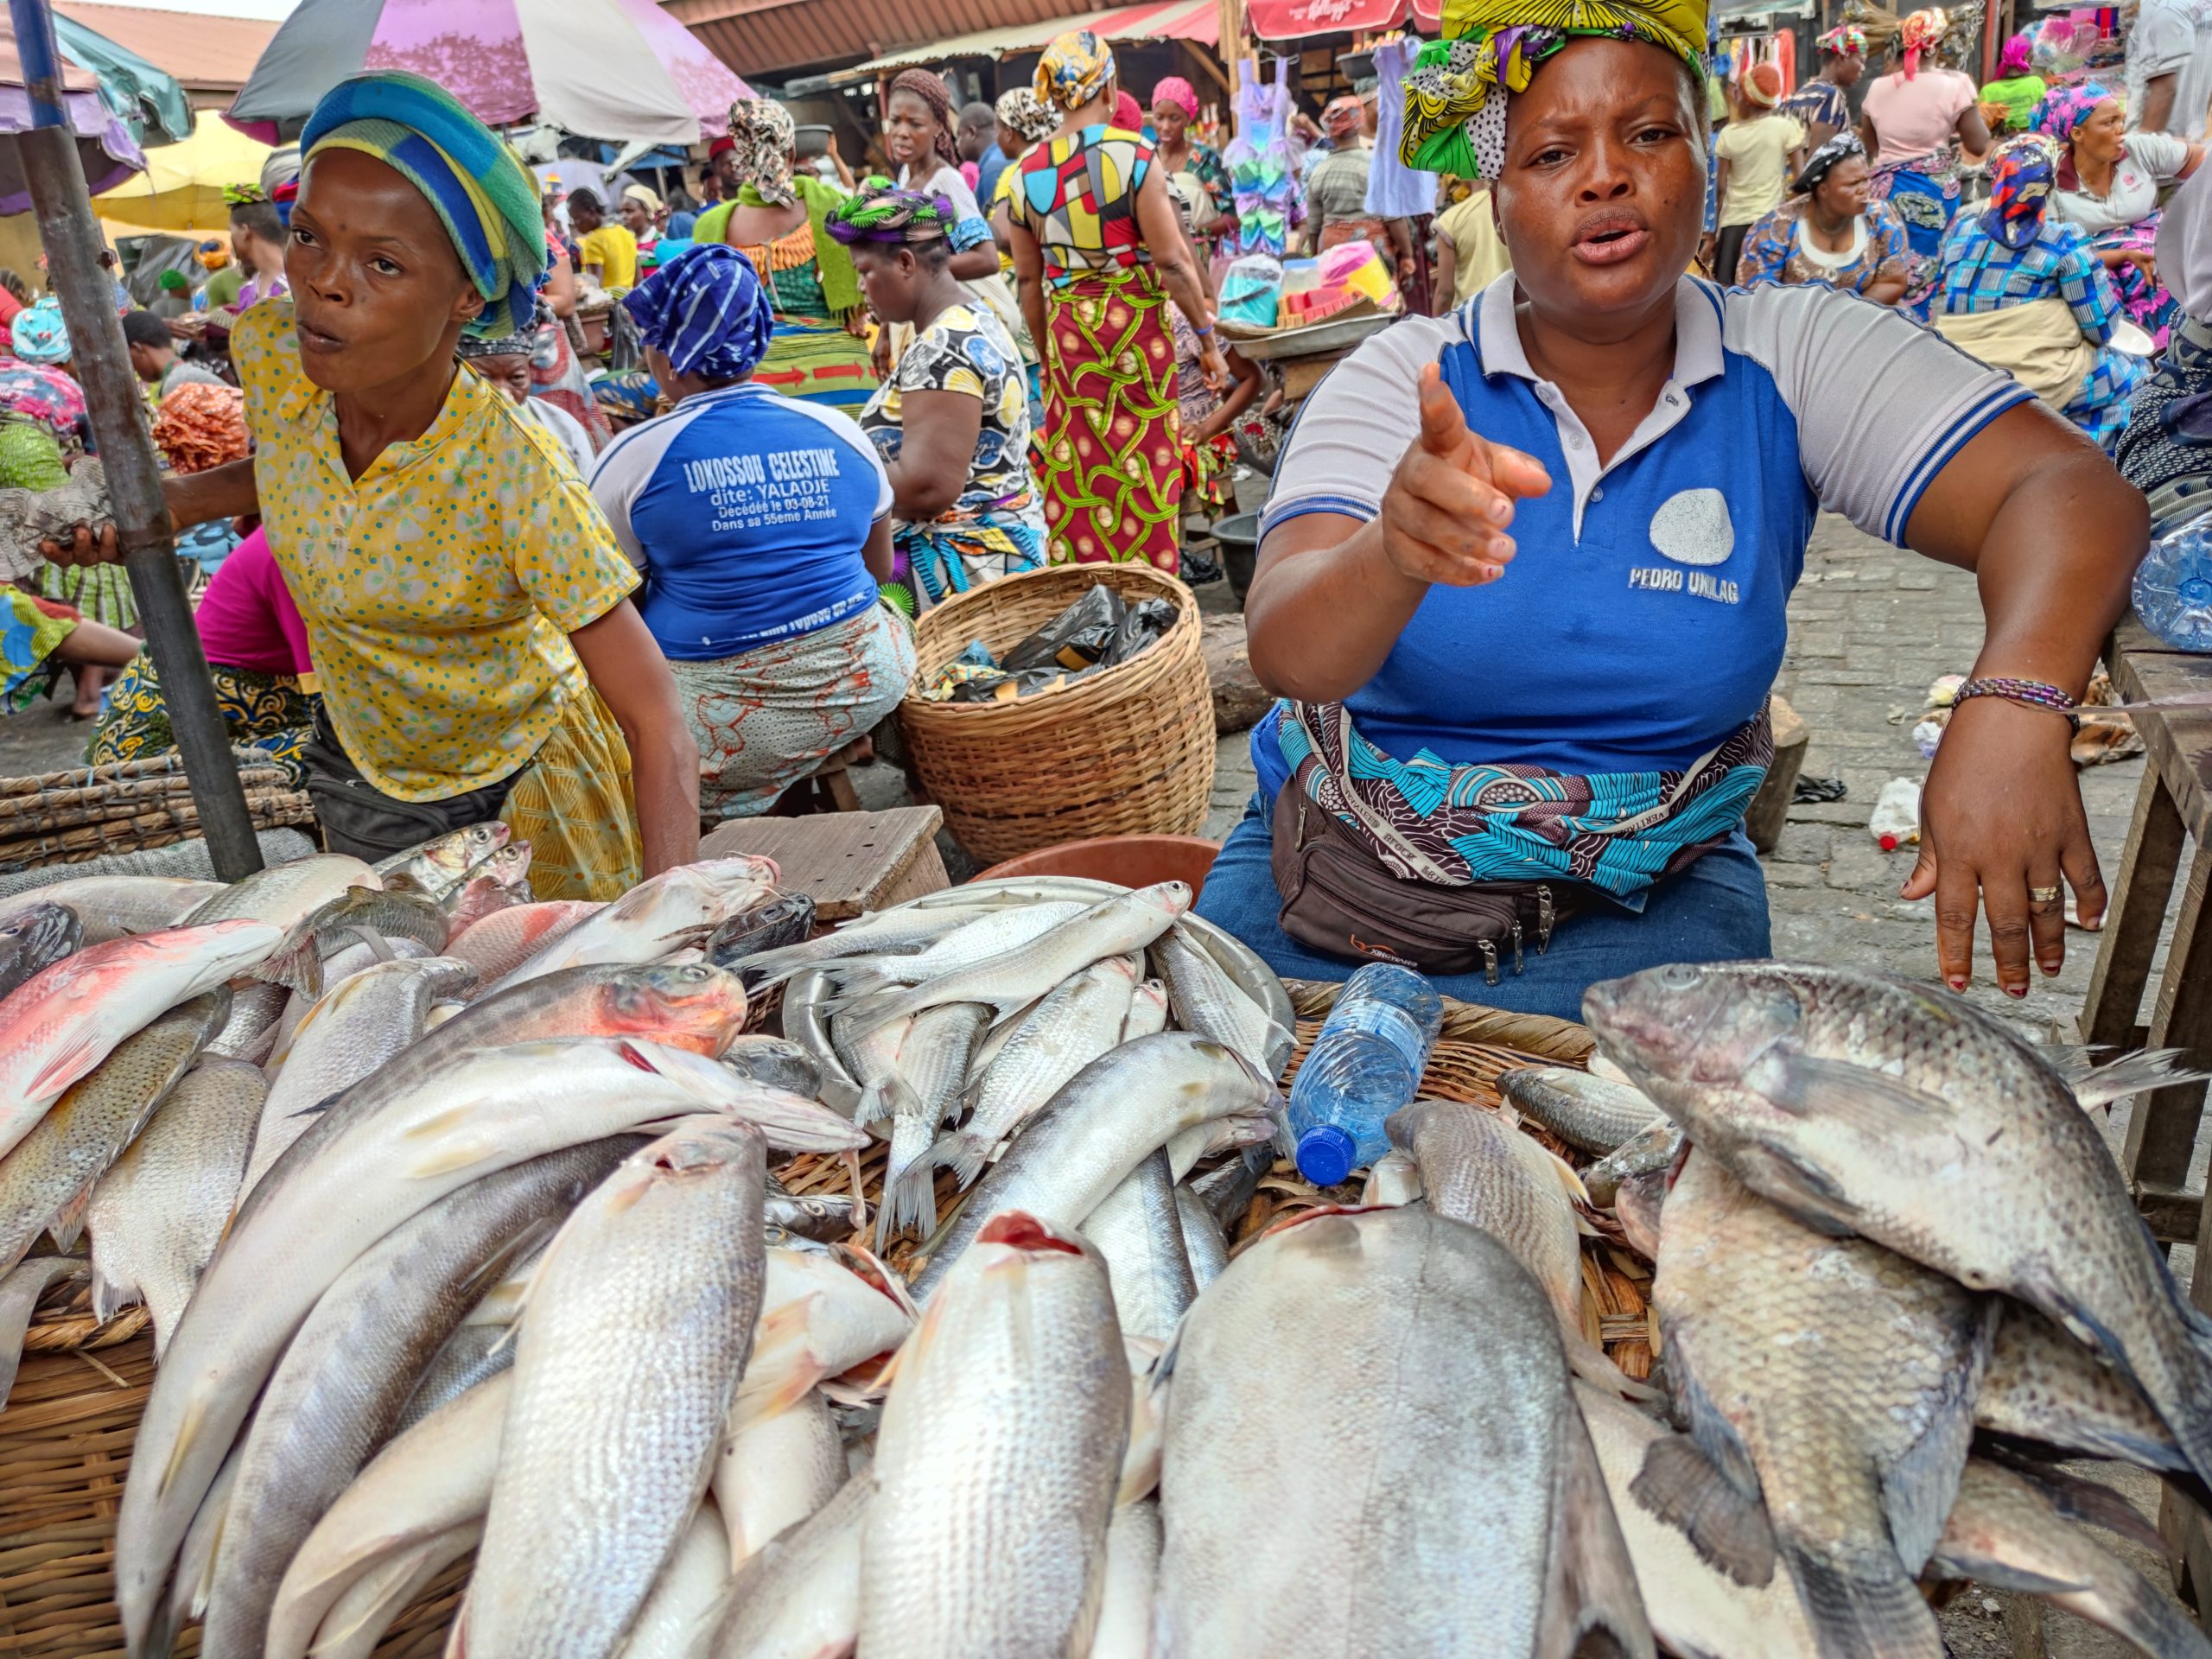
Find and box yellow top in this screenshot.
[231,301,638,802]
[578,223,639,289]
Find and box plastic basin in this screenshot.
[977,833,1222,899]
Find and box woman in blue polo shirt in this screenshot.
[590,245,914,822]
[1195,0,2148,1019]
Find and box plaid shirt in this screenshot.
[1936,213,2124,343]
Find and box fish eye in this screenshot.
[1656,964,1704,990]
[681,965,712,981]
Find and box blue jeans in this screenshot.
[1193,791,1773,1021]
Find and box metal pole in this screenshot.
[7,0,262,880]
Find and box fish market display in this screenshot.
[14,840,2198,1659]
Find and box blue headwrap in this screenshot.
[1981,135,2059,251]
[10,298,68,366]
[299,72,548,339]
[622,245,775,382]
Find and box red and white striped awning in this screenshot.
[837,0,1220,81]
[1244,0,1437,39]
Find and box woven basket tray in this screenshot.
[0,984,1639,1656]
[0,753,315,877]
[896,564,1216,865]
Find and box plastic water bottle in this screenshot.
[1868,778,1923,853]
[1287,963,1443,1186]
[2134,517,2212,652]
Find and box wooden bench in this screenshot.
[2080,615,2212,1618]
[701,803,950,925]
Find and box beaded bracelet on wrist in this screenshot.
[1950,677,2081,730]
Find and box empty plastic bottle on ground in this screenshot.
[1287,963,1443,1185]
[2133,517,2212,652]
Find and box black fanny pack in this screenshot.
[302,705,529,862]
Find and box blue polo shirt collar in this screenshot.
[1466,275,1728,540]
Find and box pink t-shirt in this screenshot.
[1862,67,1979,165]
[194,527,313,677]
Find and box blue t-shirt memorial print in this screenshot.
[588,382,892,662]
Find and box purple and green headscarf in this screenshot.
[2032,80,2116,144]
[824,181,959,247]
[622,244,774,383]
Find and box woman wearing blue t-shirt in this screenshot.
[1197,4,2148,1019]
[591,245,915,822]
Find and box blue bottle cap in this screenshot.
[1295,1123,1358,1188]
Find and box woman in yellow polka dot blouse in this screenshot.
[48,73,700,899]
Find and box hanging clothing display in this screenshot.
[1224,55,1307,258]
[1367,37,1439,219]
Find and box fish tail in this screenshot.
[931,1127,992,1190]
[881,1153,939,1249]
[90,1262,140,1326]
[2046,1555,2212,1659]
[1564,1332,1660,1405]
[249,926,323,1001]
[1786,1549,1943,1659]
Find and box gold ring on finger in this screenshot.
[2029,885,2063,905]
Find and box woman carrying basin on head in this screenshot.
[41,72,699,899]
[1188,0,2148,1020]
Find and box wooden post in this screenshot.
[7,0,261,880]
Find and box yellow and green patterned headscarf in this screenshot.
[1402,0,1709,180]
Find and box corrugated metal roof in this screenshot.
[668,0,1092,78]
[51,2,276,91]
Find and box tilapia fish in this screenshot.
[861,1212,1129,1659]
[480,855,781,994]
[1586,960,2212,1495]
[114,1039,842,1656]
[198,1141,632,1659]
[1156,1205,1653,1657]
[1930,1460,2212,1659]
[0,874,218,943]
[1583,1120,1685,1210]
[86,1057,264,1351]
[243,957,480,1199]
[1653,1151,1987,1659]
[0,919,279,1161]
[467,1121,768,1657]
[0,902,78,1000]
[0,990,228,1275]
[371,822,508,899]
[836,881,1191,1035]
[932,956,1136,1189]
[908,1032,1278,1302]
[1978,1305,2186,1471]
[705,890,817,975]
[1497,1065,1667,1156]
[1151,920,1292,1077]
[1573,1382,1821,1659]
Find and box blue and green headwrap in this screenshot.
[300,71,547,339]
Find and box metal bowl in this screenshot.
[781,877,1296,1116]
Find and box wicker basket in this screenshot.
[897,564,1215,864]
[0,753,315,875]
[0,1296,463,1658]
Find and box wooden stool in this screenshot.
[702,804,950,923]
[768,741,868,817]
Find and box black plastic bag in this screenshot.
[1001,584,1127,673]
[1103,597,1177,666]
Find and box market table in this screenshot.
[700,803,948,923]
[2080,614,2212,1613]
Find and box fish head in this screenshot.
[0,901,78,962]
[1583,962,1801,1090]
[440,822,510,872]
[1128,881,1194,920]
[595,963,752,1052]
[486,842,532,885]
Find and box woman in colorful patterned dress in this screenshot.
[691,99,879,415]
[1935,137,2145,451]
[43,72,700,897]
[2037,82,2204,350]
[1007,29,1226,570]
[1735,132,1915,307]
[1861,9,1991,292]
[831,182,1046,611]
[1152,75,1236,261]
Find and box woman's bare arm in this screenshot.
[568,599,700,874]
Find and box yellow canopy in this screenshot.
[95,109,271,238]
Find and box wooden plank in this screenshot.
[2083,766,2189,1050]
[2127,839,2212,1203]
[2107,644,2212,844]
[2139,1180,2203,1246]
[701,805,947,923]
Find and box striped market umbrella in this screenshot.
[228,0,753,147]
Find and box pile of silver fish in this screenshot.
[6,834,2207,1659]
